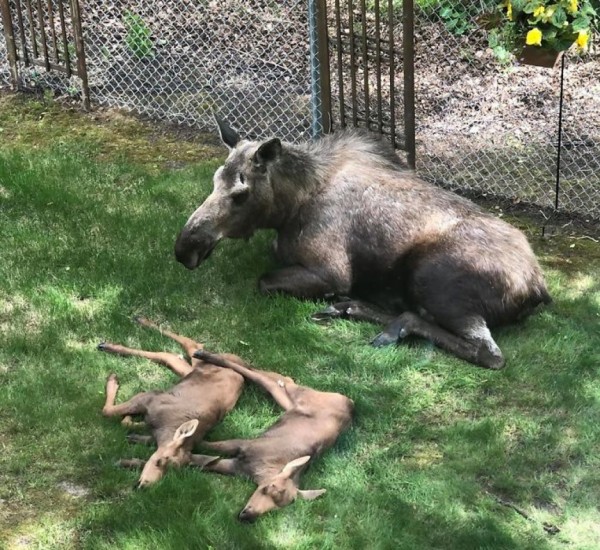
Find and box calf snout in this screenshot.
[238,507,258,523]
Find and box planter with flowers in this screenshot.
[487,0,598,67]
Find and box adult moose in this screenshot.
[175,118,550,369]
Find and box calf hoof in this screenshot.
[97,342,107,351]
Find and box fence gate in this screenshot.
[320,0,415,167]
[0,0,89,108]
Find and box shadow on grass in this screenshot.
[1,143,599,548]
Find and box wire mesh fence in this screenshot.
[81,0,320,142]
[0,34,6,83]
[1,0,598,220]
[413,1,600,220]
[326,0,404,149]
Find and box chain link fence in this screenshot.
[413,1,600,220]
[1,0,598,219]
[0,0,321,142]
[82,0,320,142]
[0,15,7,84]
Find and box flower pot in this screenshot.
[518,45,562,68]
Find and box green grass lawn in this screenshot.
[1,92,599,549]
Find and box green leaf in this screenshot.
[440,6,454,18]
[571,15,591,30]
[551,6,568,26]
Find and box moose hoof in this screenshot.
[371,331,398,348]
[311,301,357,324]
[477,347,506,370]
[97,342,107,351]
[311,304,346,323]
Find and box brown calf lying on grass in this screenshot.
[98,317,244,488]
[190,349,354,522]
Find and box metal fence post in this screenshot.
[403,0,415,169]
[309,0,331,138]
[0,0,20,90]
[316,0,331,134]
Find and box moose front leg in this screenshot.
[311,300,397,325]
[258,266,347,300]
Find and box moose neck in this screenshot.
[266,144,322,230]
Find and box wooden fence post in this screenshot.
[0,0,20,90]
[70,0,90,109]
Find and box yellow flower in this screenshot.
[569,0,578,13]
[576,30,589,49]
[533,6,545,17]
[526,28,543,46]
[506,1,513,20]
[542,5,556,21]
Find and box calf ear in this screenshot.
[214,114,241,149]
[280,455,311,478]
[173,419,199,443]
[253,138,282,167]
[297,488,327,500]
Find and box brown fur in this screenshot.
[99,317,244,487]
[189,350,354,522]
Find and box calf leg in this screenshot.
[372,312,505,370]
[134,317,204,367]
[189,455,238,475]
[201,438,247,456]
[98,341,193,378]
[102,374,153,417]
[193,350,295,410]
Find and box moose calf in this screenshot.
[99,317,244,487]
[189,349,354,522]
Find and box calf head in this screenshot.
[238,455,326,522]
[136,419,199,488]
[175,116,282,270]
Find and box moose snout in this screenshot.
[174,227,219,270]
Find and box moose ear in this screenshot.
[297,488,327,500]
[280,455,311,478]
[173,419,199,443]
[214,114,241,149]
[253,138,282,167]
